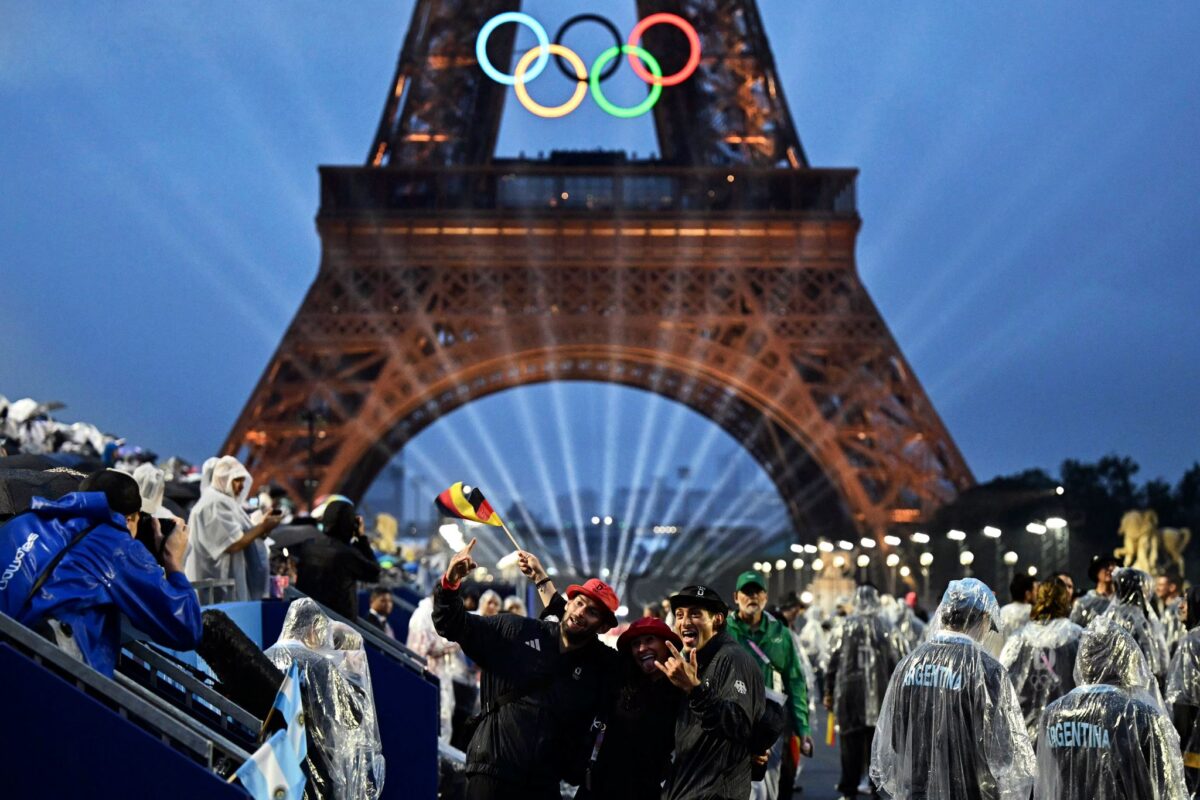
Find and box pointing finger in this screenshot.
[665,640,681,658]
[464,537,477,554]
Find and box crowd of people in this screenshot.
[3,438,1200,800]
[406,535,1200,800]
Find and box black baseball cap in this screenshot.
[669,584,728,615]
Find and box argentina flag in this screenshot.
[235,663,306,800]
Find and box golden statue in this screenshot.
[1115,509,1191,576]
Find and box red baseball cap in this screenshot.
[566,578,620,625]
[617,616,682,652]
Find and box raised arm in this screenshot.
[517,549,561,610]
[430,539,510,668]
[111,526,202,651]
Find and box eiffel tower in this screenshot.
[224,0,974,569]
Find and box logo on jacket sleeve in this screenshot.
[0,532,40,591]
[734,679,747,695]
[524,638,542,652]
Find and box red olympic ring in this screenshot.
[626,13,702,87]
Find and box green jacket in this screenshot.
[727,612,810,736]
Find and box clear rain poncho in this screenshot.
[404,596,469,742]
[882,595,926,659]
[185,456,267,602]
[1166,611,1200,793]
[827,585,900,732]
[266,599,385,800]
[871,578,1035,800]
[1100,568,1170,680]
[1034,616,1187,800]
[999,617,1084,741]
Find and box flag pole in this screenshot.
[497,516,524,552]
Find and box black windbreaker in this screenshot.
[663,630,765,800]
[576,670,682,800]
[294,534,380,621]
[431,582,621,790]
[1035,685,1187,800]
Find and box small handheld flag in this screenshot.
[435,482,501,526]
[234,663,307,799]
[434,481,523,551]
[825,711,837,746]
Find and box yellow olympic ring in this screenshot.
[514,44,588,119]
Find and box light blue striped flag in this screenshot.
[273,662,306,764]
[235,663,307,800]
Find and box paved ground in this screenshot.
[793,734,846,800]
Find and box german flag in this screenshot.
[434,482,501,526]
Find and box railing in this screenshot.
[320,162,858,219]
[0,612,229,769]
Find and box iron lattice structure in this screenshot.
[226,0,973,548]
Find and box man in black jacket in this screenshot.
[660,584,765,800]
[432,538,621,800]
[294,499,380,621]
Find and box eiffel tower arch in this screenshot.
[224,0,974,545]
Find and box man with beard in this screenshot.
[517,551,683,800]
[432,538,621,800]
[660,584,765,800]
[727,571,813,800]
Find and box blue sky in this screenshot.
[2,1,1198,527]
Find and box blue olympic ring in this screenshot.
[475,12,551,87]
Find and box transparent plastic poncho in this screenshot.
[1167,624,1200,791]
[871,578,1035,800]
[1100,568,1170,679]
[999,617,1084,741]
[827,585,899,732]
[265,599,385,800]
[1033,616,1187,800]
[882,596,926,660]
[405,596,468,742]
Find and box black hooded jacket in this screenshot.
[432,581,620,790]
[662,630,765,800]
[294,532,380,621]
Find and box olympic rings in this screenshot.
[476,12,550,86]
[476,12,700,119]
[627,13,702,87]
[553,14,622,83]
[515,44,589,119]
[589,46,662,119]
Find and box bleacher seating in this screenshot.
[0,591,442,799]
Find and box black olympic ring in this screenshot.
[553,14,623,83]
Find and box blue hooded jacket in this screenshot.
[0,492,202,676]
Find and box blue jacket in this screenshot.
[0,492,202,676]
